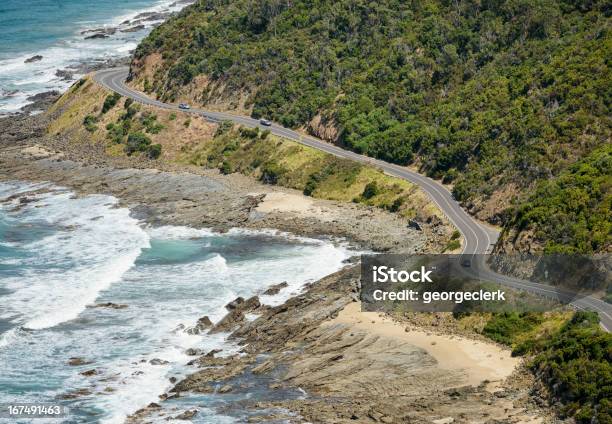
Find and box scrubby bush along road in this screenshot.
[96,67,496,255]
[94,67,611,332]
[129,0,611,255]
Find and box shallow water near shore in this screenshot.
[0,181,351,422]
[0,0,191,114]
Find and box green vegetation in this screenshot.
[125,132,152,155]
[444,239,461,252]
[90,95,165,160]
[147,143,162,159]
[124,132,162,159]
[102,92,121,113]
[140,111,166,134]
[182,126,438,220]
[215,120,233,136]
[260,161,284,184]
[362,182,379,200]
[134,0,611,252]
[443,228,462,250]
[83,115,98,132]
[482,311,611,423]
[483,312,544,345]
[514,145,611,253]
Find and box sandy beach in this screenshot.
[331,302,520,388]
[0,81,552,424]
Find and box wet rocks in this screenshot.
[149,358,169,365]
[187,353,236,367]
[88,302,128,309]
[120,25,145,33]
[174,409,198,420]
[19,91,61,115]
[218,384,233,393]
[205,348,222,358]
[185,348,203,356]
[209,296,262,333]
[85,33,109,40]
[81,27,116,36]
[186,315,212,335]
[209,309,246,334]
[226,297,246,311]
[24,55,43,63]
[81,27,117,40]
[57,388,92,399]
[171,357,253,393]
[133,11,170,22]
[225,295,261,313]
[80,369,99,377]
[55,69,74,81]
[68,357,93,366]
[263,281,288,296]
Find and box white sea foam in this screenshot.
[0,183,356,422]
[84,225,352,421]
[146,225,216,240]
[0,186,150,330]
[0,0,193,114]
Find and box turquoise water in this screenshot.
[0,0,187,113]
[0,181,351,422]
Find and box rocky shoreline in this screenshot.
[126,267,552,423]
[2,0,196,117]
[0,108,441,252]
[0,105,553,423]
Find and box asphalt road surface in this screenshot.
[94,67,611,331]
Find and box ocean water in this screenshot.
[0,0,189,114]
[0,181,352,423]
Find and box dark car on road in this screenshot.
[179,103,190,110]
[259,118,272,126]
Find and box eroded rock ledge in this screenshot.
[128,266,550,423]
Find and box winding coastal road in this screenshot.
[94,67,611,331]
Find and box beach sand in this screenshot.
[330,302,520,388]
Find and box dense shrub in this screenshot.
[530,312,611,423]
[102,92,121,113]
[362,181,379,199]
[134,0,611,252]
[83,115,98,132]
[483,311,611,423]
[147,143,162,159]
[141,112,165,134]
[219,160,233,174]
[515,145,611,253]
[239,126,260,139]
[483,312,544,346]
[125,132,152,156]
[215,120,234,136]
[260,161,284,184]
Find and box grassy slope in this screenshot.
[47,78,610,423]
[181,124,449,230]
[47,76,217,160]
[46,77,454,244]
[130,0,611,253]
[482,311,611,424]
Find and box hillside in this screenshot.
[45,76,454,249]
[128,0,611,253]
